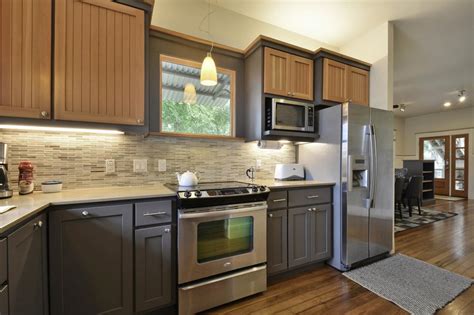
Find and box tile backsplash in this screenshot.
[1,131,295,191]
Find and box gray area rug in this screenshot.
[395,207,457,233]
[344,254,473,315]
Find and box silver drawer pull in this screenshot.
[164,228,170,233]
[268,213,273,218]
[82,211,89,216]
[0,284,7,293]
[306,195,319,199]
[272,198,286,202]
[143,211,167,216]
[34,221,43,229]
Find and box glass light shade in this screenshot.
[200,52,217,86]
[183,83,197,105]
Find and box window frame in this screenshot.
[159,54,236,138]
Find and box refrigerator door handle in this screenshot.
[372,124,378,207]
[368,125,377,208]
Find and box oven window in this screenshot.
[276,104,305,127]
[197,217,254,263]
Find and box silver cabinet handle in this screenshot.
[143,211,167,216]
[272,198,286,203]
[164,228,170,233]
[306,195,319,199]
[287,92,291,95]
[82,211,89,216]
[34,221,43,229]
[0,284,7,293]
[268,213,273,218]
[307,208,312,212]
[312,208,317,212]
[40,111,49,118]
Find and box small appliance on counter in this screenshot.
[176,171,199,186]
[41,180,63,193]
[18,161,35,195]
[0,143,13,199]
[274,163,305,181]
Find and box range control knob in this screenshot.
[183,190,192,198]
[195,190,202,197]
[251,186,259,192]
[259,186,266,192]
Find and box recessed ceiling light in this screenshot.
[458,90,466,103]
[443,102,451,107]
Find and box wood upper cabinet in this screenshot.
[289,55,313,100]
[54,0,145,125]
[323,58,369,106]
[264,47,313,101]
[264,48,290,97]
[0,0,52,119]
[323,58,347,103]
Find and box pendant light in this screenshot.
[199,1,218,86]
[183,83,197,105]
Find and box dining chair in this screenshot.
[394,177,405,220]
[403,176,423,216]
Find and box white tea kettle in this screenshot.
[176,171,199,186]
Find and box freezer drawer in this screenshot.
[178,265,266,315]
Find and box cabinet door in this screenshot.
[135,225,173,312]
[264,47,290,97]
[49,204,133,315]
[288,206,311,268]
[8,213,48,315]
[54,0,145,125]
[347,66,369,106]
[267,209,288,275]
[323,58,347,103]
[0,0,51,119]
[289,55,314,101]
[310,204,332,262]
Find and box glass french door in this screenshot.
[451,134,469,198]
[420,136,450,195]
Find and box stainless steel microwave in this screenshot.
[265,98,315,133]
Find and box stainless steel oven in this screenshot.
[178,202,266,284]
[266,98,315,132]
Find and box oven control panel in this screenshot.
[177,186,269,199]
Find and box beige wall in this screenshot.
[398,107,474,198]
[339,22,394,111]
[151,0,337,51]
[1,131,295,192]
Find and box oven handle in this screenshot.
[180,265,267,291]
[179,204,267,220]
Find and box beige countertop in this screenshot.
[0,180,334,234]
[0,185,175,234]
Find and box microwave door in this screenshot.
[272,102,307,131]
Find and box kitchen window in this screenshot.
[160,55,235,137]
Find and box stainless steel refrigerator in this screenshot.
[298,103,394,271]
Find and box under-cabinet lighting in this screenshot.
[443,102,451,107]
[0,124,124,135]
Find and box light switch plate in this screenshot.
[133,159,148,173]
[105,159,115,174]
[158,159,166,172]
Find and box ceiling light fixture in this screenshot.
[393,104,406,112]
[458,90,466,103]
[0,124,124,135]
[443,102,451,107]
[199,1,217,86]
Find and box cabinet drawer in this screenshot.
[135,200,172,227]
[0,284,8,315]
[289,187,331,207]
[267,191,288,210]
[0,238,6,285]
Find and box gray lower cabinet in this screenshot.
[267,209,288,275]
[288,206,312,268]
[8,213,48,315]
[49,204,133,315]
[135,225,173,312]
[310,204,332,261]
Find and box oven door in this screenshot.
[272,99,313,132]
[178,202,267,284]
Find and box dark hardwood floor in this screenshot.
[204,199,474,314]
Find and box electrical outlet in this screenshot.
[105,159,115,174]
[256,159,262,170]
[133,159,148,173]
[158,159,166,172]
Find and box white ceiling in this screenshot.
[214,0,473,117]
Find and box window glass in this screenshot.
[160,56,234,136]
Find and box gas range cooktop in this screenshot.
[165,181,270,208]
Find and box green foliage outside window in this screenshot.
[162,100,231,136]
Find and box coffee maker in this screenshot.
[0,143,13,199]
